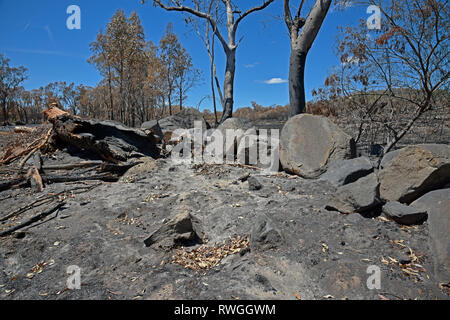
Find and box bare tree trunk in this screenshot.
[220,48,236,123]
[179,86,183,110]
[108,71,115,120]
[289,51,307,116]
[1,97,8,123]
[285,0,331,117]
[210,58,218,125]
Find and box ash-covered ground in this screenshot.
[0,147,448,300]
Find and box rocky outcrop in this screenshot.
[158,108,210,134]
[326,173,381,214]
[280,114,356,179]
[379,144,450,203]
[319,156,374,187]
[382,201,427,225]
[411,189,450,283]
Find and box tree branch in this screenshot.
[284,0,293,31]
[295,0,332,51]
[153,0,229,51]
[233,0,275,32]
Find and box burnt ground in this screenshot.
[0,146,448,300]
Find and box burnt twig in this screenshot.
[0,201,65,237]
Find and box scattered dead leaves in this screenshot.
[382,240,428,281]
[171,236,250,272]
[143,192,170,202]
[193,163,231,177]
[27,259,54,279]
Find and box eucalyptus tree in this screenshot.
[0,54,28,123]
[147,0,276,123]
[284,0,332,116]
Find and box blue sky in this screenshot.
[0,0,367,111]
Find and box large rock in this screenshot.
[217,117,254,132]
[326,173,381,214]
[202,118,279,171]
[144,211,204,250]
[382,201,427,225]
[158,108,210,134]
[410,189,450,283]
[216,118,257,164]
[319,156,374,187]
[280,114,356,178]
[379,144,450,203]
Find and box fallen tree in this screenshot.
[0,106,156,193]
[43,106,160,162]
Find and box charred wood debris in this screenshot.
[0,105,161,236]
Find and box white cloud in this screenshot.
[263,78,288,84]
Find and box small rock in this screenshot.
[397,252,412,265]
[144,211,203,250]
[251,215,284,250]
[255,274,275,292]
[248,176,262,191]
[236,172,250,183]
[282,181,297,192]
[382,201,427,225]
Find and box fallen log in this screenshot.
[7,161,103,173]
[0,197,53,222]
[13,126,35,134]
[99,162,141,175]
[0,177,27,192]
[0,184,99,222]
[42,172,118,183]
[0,202,65,237]
[0,172,118,192]
[17,128,53,170]
[43,106,160,162]
[42,161,103,171]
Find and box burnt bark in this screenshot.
[285,0,331,117]
[289,51,307,116]
[220,48,236,124]
[44,107,159,162]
